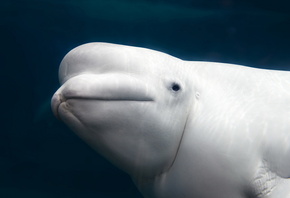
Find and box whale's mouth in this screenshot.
[51,73,155,120]
[51,94,154,120]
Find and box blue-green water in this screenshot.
[1,0,290,197]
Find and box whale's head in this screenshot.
[51,43,195,179]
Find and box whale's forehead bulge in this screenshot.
[59,43,183,84]
[54,43,196,178]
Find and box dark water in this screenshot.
[1,0,290,197]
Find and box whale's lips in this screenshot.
[51,92,64,120]
[51,73,154,120]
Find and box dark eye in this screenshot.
[171,83,181,92]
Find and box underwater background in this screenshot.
[1,0,290,197]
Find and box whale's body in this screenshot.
[51,43,290,198]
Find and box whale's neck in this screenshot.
[185,61,290,143]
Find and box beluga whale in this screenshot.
[51,42,290,198]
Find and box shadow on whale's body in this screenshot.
[52,42,290,198]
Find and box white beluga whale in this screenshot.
[51,42,290,198]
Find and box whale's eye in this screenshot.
[171,83,181,92]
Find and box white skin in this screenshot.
[52,43,290,198]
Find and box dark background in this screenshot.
[1,0,290,197]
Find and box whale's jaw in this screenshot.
[51,73,155,121]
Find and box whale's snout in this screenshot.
[51,92,64,120]
[51,73,155,122]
